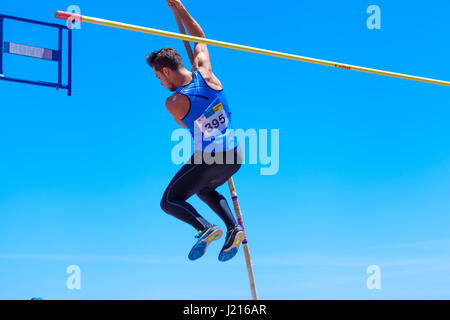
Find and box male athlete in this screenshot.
[147,0,245,262]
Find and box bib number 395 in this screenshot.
[195,103,229,139]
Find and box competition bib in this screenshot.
[194,102,229,139]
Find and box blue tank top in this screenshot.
[174,70,237,152]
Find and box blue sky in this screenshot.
[0,0,449,299]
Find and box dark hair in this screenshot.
[146,47,184,72]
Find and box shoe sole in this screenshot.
[218,230,245,262]
[188,227,223,261]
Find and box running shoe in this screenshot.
[188,225,223,261]
[218,224,245,262]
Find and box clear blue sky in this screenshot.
[1,0,449,299]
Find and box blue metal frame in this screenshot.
[0,16,4,76]
[0,14,72,96]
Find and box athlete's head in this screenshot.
[147,47,185,92]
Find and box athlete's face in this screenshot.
[154,67,177,92]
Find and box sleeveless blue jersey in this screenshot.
[174,70,237,152]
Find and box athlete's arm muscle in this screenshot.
[168,0,212,72]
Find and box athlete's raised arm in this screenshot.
[167,0,212,72]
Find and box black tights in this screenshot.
[160,145,242,232]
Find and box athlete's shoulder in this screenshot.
[166,93,190,118]
[195,67,223,91]
[166,93,189,107]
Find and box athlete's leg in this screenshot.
[197,189,237,231]
[160,159,212,232]
[197,145,243,231]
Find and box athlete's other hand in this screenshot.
[167,0,183,9]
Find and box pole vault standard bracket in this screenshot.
[0,14,72,96]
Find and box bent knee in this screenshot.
[160,193,170,214]
[160,190,180,214]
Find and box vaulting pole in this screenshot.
[169,7,258,301]
[227,178,258,300]
[171,8,194,67]
[55,10,450,87]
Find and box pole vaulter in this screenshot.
[169,5,258,300]
[58,1,260,300]
[55,10,450,87]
